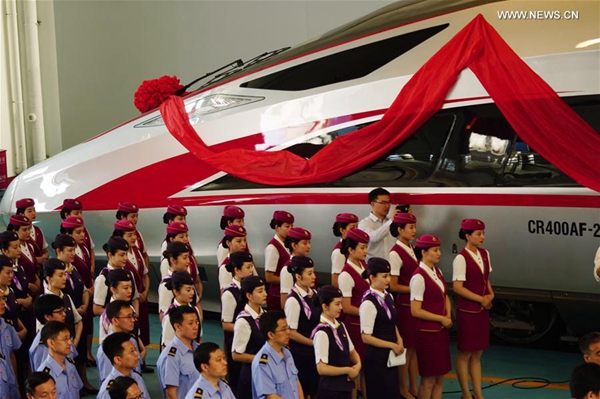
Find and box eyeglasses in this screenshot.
[52,308,67,315]
[116,314,138,320]
[54,336,73,343]
[373,200,391,205]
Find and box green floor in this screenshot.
[87,313,579,398]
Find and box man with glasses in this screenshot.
[30,294,78,371]
[157,306,201,399]
[25,372,57,399]
[97,300,144,382]
[108,376,144,399]
[37,321,83,398]
[98,332,149,399]
[251,311,304,399]
[358,187,398,260]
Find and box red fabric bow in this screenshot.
[160,15,600,191]
[134,75,184,114]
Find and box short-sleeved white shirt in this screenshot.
[221,279,241,323]
[219,264,233,290]
[389,241,417,277]
[331,241,345,275]
[338,260,366,297]
[359,288,387,334]
[264,235,286,273]
[409,262,445,301]
[284,284,315,330]
[93,264,139,307]
[232,304,264,354]
[217,241,228,267]
[313,316,354,364]
[452,248,492,282]
[279,266,294,295]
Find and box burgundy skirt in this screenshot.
[457,309,490,352]
[267,284,282,311]
[415,329,451,377]
[344,316,365,360]
[397,304,416,348]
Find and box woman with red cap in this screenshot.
[280,227,312,308]
[116,201,150,279]
[15,198,49,265]
[219,225,258,293]
[60,216,96,365]
[264,210,294,311]
[7,215,41,296]
[338,228,370,395]
[360,257,404,399]
[217,205,248,266]
[453,219,494,399]
[112,220,151,351]
[410,234,452,399]
[61,199,96,274]
[388,212,419,399]
[331,213,359,288]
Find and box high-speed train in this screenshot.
[2,0,599,342]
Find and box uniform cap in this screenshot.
[166,204,187,216]
[415,234,441,249]
[61,216,84,229]
[16,198,35,209]
[393,212,417,224]
[461,218,485,231]
[223,205,245,219]
[241,275,265,293]
[166,222,188,235]
[346,228,370,244]
[9,214,31,226]
[62,199,83,210]
[106,236,129,252]
[171,271,194,286]
[106,268,132,286]
[53,234,76,248]
[118,202,138,213]
[318,285,343,303]
[0,231,19,244]
[43,258,67,271]
[287,227,311,240]
[367,257,391,274]
[289,255,314,270]
[229,251,253,265]
[335,213,358,223]
[224,225,247,238]
[114,220,136,232]
[272,210,294,224]
[0,255,13,268]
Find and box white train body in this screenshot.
[2,0,599,335]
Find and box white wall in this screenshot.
[50,0,395,149]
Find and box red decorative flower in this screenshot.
[133,75,185,114]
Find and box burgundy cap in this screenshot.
[114,220,136,232]
[346,228,370,244]
[61,216,84,229]
[223,205,245,219]
[272,210,294,224]
[335,213,358,223]
[416,234,441,249]
[16,198,35,209]
[224,225,247,238]
[62,199,83,210]
[393,212,417,224]
[367,257,391,274]
[167,204,187,216]
[288,227,311,240]
[9,214,31,226]
[461,218,485,231]
[166,222,188,235]
[118,201,138,213]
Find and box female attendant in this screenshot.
[284,255,320,398]
[217,205,247,266]
[453,219,494,399]
[112,220,150,347]
[312,285,361,399]
[219,225,252,292]
[360,257,404,399]
[338,228,370,395]
[52,234,96,391]
[0,252,27,340]
[158,241,199,321]
[331,213,359,288]
[93,237,139,324]
[61,199,95,273]
[116,201,150,278]
[410,235,452,399]
[99,269,142,344]
[161,204,188,253]
[161,271,202,348]
[221,251,255,393]
[280,227,312,309]
[264,210,294,310]
[0,231,30,340]
[7,215,41,296]
[15,198,49,265]
[232,275,267,399]
[388,212,419,399]
[60,216,95,365]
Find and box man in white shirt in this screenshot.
[358,188,397,260]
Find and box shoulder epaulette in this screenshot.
[66,356,75,364]
[106,379,115,389]
[259,353,268,365]
[0,352,5,360]
[194,387,203,398]
[132,369,142,377]
[43,367,51,374]
[168,347,177,357]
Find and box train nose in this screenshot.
[0,174,19,227]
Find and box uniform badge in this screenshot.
[107,379,115,389]
[259,353,268,365]
[43,367,51,374]
[194,387,203,398]
[66,357,75,364]
[168,347,177,357]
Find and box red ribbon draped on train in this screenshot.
[160,14,600,191]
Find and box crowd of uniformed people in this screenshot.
[0,187,500,399]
